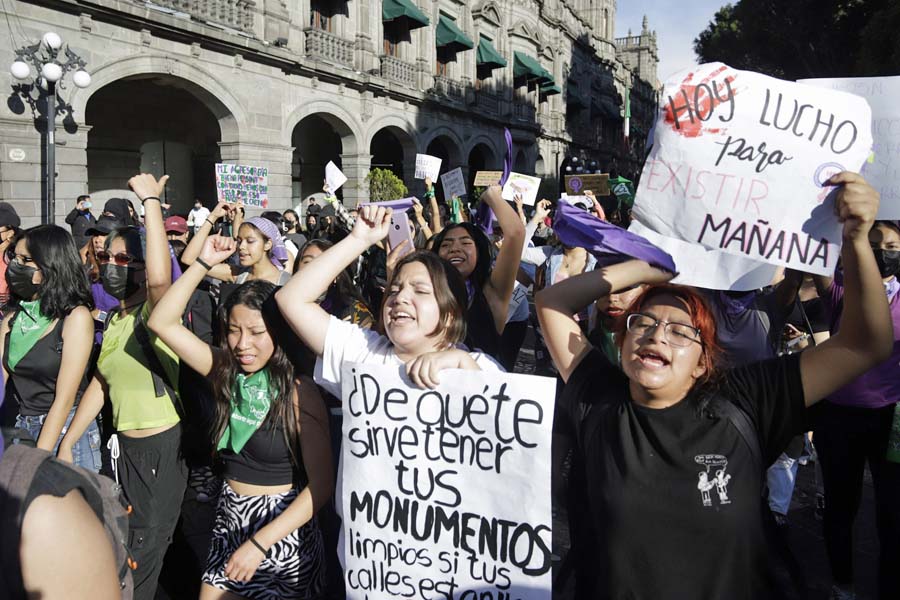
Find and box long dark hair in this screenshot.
[7,225,94,317]
[431,222,493,289]
[209,280,302,467]
[295,238,368,310]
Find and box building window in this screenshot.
[435,47,453,76]
[383,20,408,57]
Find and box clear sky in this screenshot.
[616,0,725,84]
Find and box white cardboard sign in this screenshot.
[501,172,541,206]
[633,62,873,276]
[414,154,442,181]
[325,161,348,193]
[800,76,900,219]
[440,167,467,199]
[340,362,555,600]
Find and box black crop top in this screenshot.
[3,315,90,417]
[219,421,308,487]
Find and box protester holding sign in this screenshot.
[59,174,186,600]
[182,201,291,287]
[276,204,502,398]
[147,235,332,600]
[431,186,526,361]
[536,173,893,599]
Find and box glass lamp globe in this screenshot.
[10,61,31,80]
[42,32,63,50]
[40,62,62,83]
[72,70,91,88]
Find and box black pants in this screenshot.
[117,424,188,600]
[814,402,900,599]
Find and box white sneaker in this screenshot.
[829,584,856,600]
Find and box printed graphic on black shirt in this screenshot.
[695,454,732,507]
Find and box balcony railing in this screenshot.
[513,102,535,122]
[380,55,416,87]
[150,0,255,32]
[432,75,464,101]
[475,90,500,114]
[304,28,354,68]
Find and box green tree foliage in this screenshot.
[694,0,898,80]
[365,168,408,202]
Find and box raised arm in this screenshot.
[276,204,391,356]
[128,174,171,309]
[412,198,433,239]
[800,173,893,406]
[536,260,673,382]
[36,307,93,453]
[222,378,333,583]
[147,236,236,376]
[181,201,235,282]
[481,185,527,333]
[425,178,442,234]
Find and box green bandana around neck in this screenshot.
[7,299,53,371]
[217,367,274,454]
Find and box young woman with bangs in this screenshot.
[431,186,526,361]
[536,173,894,599]
[294,239,374,329]
[148,235,332,599]
[182,201,291,287]
[0,224,97,470]
[276,204,502,398]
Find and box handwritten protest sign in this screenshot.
[632,62,873,276]
[474,171,504,186]
[325,161,347,193]
[440,167,467,199]
[565,174,610,196]
[215,163,269,208]
[800,76,900,219]
[501,172,541,206]
[340,363,555,600]
[630,221,779,290]
[415,154,442,181]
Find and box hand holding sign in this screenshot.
[831,171,880,242]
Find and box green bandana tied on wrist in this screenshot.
[7,300,53,371]
[217,368,274,454]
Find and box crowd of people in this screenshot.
[0,165,897,600]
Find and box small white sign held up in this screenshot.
[325,161,348,193]
[340,363,555,600]
[414,154,442,181]
[633,62,873,276]
[501,173,541,206]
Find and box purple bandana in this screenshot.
[244,217,289,268]
[476,129,512,235]
[553,200,677,273]
[359,197,416,212]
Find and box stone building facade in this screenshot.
[1,0,659,223]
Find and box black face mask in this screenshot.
[100,263,142,300]
[873,249,900,279]
[6,260,40,300]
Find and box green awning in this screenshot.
[540,83,561,96]
[436,15,474,51]
[382,0,429,28]
[476,36,506,69]
[514,51,553,84]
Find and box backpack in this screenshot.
[0,444,135,598]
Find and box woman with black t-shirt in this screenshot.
[535,172,892,599]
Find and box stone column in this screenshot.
[339,152,373,207]
[218,141,294,214]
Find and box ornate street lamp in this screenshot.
[10,32,91,224]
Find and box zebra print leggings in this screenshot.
[202,482,325,599]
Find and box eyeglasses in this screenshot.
[625,312,702,348]
[10,253,36,267]
[96,251,143,266]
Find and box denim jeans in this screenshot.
[14,406,101,473]
[767,452,799,515]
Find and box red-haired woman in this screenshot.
[536,173,893,599]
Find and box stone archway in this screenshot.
[368,124,417,187]
[467,143,498,190]
[84,75,230,214]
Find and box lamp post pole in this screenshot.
[9,32,90,224]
